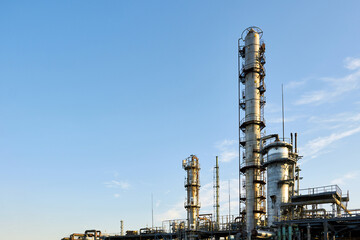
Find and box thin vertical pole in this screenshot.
[282,84,285,141]
[228,180,231,238]
[151,193,154,229]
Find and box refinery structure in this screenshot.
[62,27,360,240]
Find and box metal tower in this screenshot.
[213,156,220,229]
[182,155,201,234]
[260,134,298,226]
[238,27,267,236]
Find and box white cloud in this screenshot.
[296,90,328,105]
[309,112,360,124]
[216,139,237,149]
[215,139,238,163]
[155,201,185,222]
[285,79,307,89]
[331,171,359,185]
[104,180,130,189]
[295,57,360,105]
[114,193,120,198]
[301,125,360,159]
[344,57,360,70]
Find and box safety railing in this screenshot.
[184,177,200,186]
[297,185,342,197]
[240,115,265,127]
[162,214,242,233]
[277,208,360,222]
[182,156,200,169]
[240,158,261,169]
[261,137,291,149]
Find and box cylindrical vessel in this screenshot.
[183,155,200,232]
[243,28,264,234]
[262,141,295,226]
[239,27,267,239]
[244,31,260,71]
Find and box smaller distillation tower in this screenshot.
[261,134,299,226]
[183,155,201,232]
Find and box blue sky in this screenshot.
[1,1,360,239]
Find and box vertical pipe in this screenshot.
[120,220,124,236]
[307,224,311,240]
[288,225,292,240]
[295,133,298,153]
[297,166,300,196]
[282,226,286,240]
[290,133,293,152]
[323,221,329,240]
[277,228,281,240]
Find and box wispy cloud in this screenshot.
[331,171,359,185]
[344,57,360,70]
[215,140,238,162]
[285,79,307,89]
[296,57,360,105]
[104,180,130,189]
[299,111,360,162]
[155,201,185,222]
[301,125,360,159]
[309,112,360,124]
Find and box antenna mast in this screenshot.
[282,84,285,141]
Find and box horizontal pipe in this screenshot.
[251,229,275,238]
[260,134,279,142]
[304,208,327,215]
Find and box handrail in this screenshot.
[240,115,265,126]
[297,185,342,197]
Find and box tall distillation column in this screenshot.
[238,27,267,236]
[183,155,201,234]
